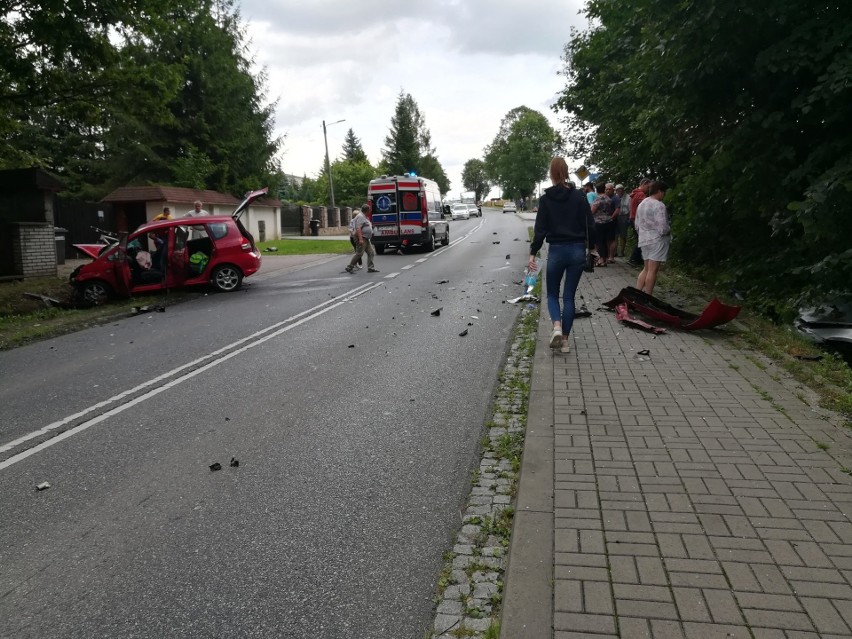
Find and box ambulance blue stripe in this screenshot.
[373,214,397,223]
[400,213,422,221]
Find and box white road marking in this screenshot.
[416,259,427,263]
[1,217,494,468]
[0,282,381,466]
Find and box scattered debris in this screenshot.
[131,305,166,315]
[507,294,540,304]
[262,246,279,252]
[229,457,240,467]
[209,463,222,472]
[492,241,500,244]
[615,303,666,334]
[23,293,69,309]
[794,354,823,361]
[505,254,511,259]
[430,308,442,316]
[575,305,592,318]
[348,344,355,348]
[436,280,449,284]
[36,482,51,491]
[637,349,650,356]
[459,329,469,337]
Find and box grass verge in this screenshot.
[256,238,353,255]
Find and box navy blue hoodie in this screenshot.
[529,183,595,256]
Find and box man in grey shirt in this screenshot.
[345,204,378,273]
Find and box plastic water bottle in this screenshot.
[524,258,541,292]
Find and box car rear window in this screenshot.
[208,222,228,239]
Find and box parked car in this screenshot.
[450,202,470,220]
[70,188,266,303]
[503,202,517,214]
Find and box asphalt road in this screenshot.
[0,210,533,639]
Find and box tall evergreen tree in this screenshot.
[340,128,368,163]
[0,0,183,196]
[381,91,449,190]
[381,91,421,176]
[105,0,280,197]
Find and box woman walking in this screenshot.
[528,157,596,352]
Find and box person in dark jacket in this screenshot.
[528,157,597,352]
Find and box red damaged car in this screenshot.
[70,188,265,303]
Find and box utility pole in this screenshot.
[322,119,345,208]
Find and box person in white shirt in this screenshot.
[185,200,209,217]
[635,181,670,296]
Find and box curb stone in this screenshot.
[429,303,539,638]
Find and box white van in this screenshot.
[367,175,450,253]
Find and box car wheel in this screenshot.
[77,280,112,305]
[211,264,243,292]
[441,229,450,246]
[424,232,436,252]
[374,244,385,255]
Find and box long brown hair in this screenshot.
[549,157,569,185]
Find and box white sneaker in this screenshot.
[549,328,562,349]
[355,264,362,269]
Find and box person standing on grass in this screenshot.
[635,180,671,296]
[528,157,596,352]
[345,204,378,273]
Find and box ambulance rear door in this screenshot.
[396,178,426,241]
[369,179,400,246]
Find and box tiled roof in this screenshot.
[101,186,240,205]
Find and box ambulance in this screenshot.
[367,175,450,253]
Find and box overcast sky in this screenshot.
[239,0,589,199]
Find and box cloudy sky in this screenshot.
[238,0,590,199]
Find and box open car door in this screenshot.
[111,233,133,296]
[168,225,190,288]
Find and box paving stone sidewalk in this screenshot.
[501,258,852,638]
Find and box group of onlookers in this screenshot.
[529,158,672,353]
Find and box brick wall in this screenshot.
[301,205,348,236]
[12,222,57,278]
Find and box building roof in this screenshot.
[101,186,240,205]
[101,185,282,208]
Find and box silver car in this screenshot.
[450,203,470,220]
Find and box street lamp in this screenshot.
[322,118,346,208]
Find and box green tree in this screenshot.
[314,158,376,207]
[555,0,852,310]
[0,0,183,195]
[381,92,422,175]
[418,155,450,195]
[340,128,369,163]
[107,0,280,196]
[462,159,490,203]
[484,107,559,201]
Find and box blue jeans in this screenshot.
[545,242,586,336]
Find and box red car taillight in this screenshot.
[241,241,251,251]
